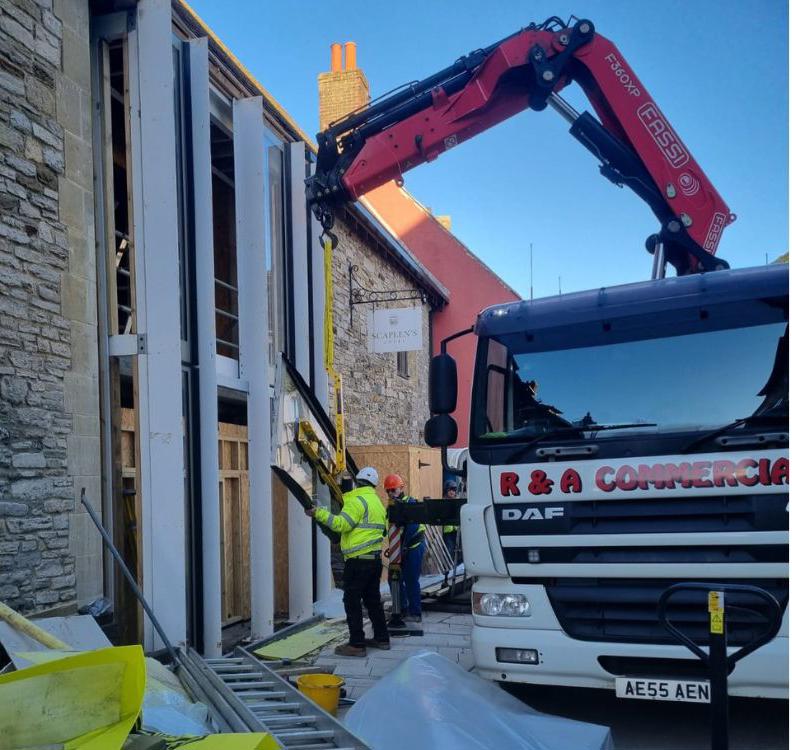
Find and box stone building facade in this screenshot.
[331,212,439,447]
[0,0,446,643]
[0,0,98,615]
[56,0,101,608]
[317,43,446,449]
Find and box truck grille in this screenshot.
[495,493,787,537]
[539,578,789,646]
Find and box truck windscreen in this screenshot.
[472,318,788,444]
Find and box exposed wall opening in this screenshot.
[117,359,140,641]
[218,416,250,626]
[211,122,239,360]
[267,144,286,364]
[96,36,143,645]
[108,41,135,335]
[216,390,249,631]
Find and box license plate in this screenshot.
[615,677,710,703]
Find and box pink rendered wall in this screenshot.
[364,183,520,446]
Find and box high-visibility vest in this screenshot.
[315,485,387,560]
[443,495,458,534]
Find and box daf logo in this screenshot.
[502,507,564,521]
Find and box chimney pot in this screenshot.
[330,43,342,72]
[318,42,369,131]
[344,41,357,70]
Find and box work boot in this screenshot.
[364,638,391,650]
[334,643,367,657]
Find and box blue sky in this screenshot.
[188,0,789,299]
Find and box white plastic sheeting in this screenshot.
[344,652,613,750]
[142,657,213,735]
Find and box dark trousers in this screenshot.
[342,557,389,646]
[444,532,457,561]
[399,540,426,617]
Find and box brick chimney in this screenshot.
[318,41,370,131]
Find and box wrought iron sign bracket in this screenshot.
[348,263,427,326]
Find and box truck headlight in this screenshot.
[472,592,531,617]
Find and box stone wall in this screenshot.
[55,0,100,606]
[331,219,431,447]
[0,0,97,613]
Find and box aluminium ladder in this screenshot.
[181,647,369,750]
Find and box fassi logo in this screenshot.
[703,212,727,252]
[501,507,564,521]
[637,102,689,169]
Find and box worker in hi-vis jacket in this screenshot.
[306,466,391,656]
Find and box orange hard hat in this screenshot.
[383,474,405,491]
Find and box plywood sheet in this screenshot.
[349,445,441,503]
[413,447,442,501]
[219,422,251,624]
[253,619,346,661]
[272,474,289,619]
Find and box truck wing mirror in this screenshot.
[429,353,457,415]
[424,414,458,447]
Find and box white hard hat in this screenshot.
[356,466,379,487]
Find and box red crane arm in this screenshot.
[309,19,733,274]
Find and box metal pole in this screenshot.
[548,92,581,124]
[651,241,666,279]
[530,243,533,300]
[709,590,729,750]
[80,488,180,665]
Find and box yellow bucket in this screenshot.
[296,673,345,716]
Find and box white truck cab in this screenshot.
[427,264,789,700]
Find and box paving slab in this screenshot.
[332,660,373,677]
[441,614,474,627]
[308,610,474,719]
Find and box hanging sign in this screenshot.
[368,306,423,353]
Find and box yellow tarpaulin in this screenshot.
[183,737,279,749]
[138,734,279,749]
[0,645,145,750]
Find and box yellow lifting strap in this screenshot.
[323,235,334,372]
[323,234,346,475]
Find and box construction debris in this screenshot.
[0,601,72,651]
[0,612,111,669]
